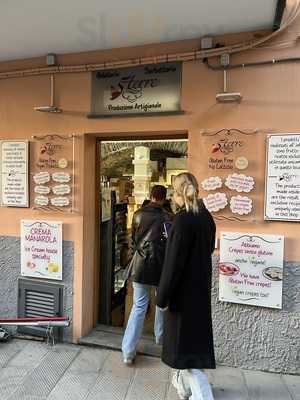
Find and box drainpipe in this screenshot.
[204,56,300,71]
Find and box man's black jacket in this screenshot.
[130,203,172,286]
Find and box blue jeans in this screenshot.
[122,282,164,358]
[178,369,214,400]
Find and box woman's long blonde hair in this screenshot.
[173,172,200,214]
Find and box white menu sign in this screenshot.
[265,134,300,221]
[21,220,63,280]
[1,141,29,207]
[219,232,284,309]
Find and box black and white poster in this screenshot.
[265,134,300,221]
[1,140,29,207]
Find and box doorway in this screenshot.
[98,137,188,332]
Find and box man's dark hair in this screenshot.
[142,199,151,207]
[150,185,167,201]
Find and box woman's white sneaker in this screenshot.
[123,357,134,365]
[171,370,192,399]
[122,354,136,365]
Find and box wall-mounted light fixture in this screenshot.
[216,54,242,103]
[34,74,62,113]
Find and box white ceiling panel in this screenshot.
[0,0,281,62]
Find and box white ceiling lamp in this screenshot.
[216,54,242,103]
[34,74,62,113]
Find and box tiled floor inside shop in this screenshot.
[0,339,298,400]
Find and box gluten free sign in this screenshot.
[219,232,284,309]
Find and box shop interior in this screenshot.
[98,139,188,333]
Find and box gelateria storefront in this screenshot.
[0,58,299,376]
[95,128,300,375]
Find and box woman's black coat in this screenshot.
[156,203,216,370]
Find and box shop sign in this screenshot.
[36,143,64,169]
[209,138,244,171]
[21,220,63,280]
[219,232,284,309]
[265,134,300,221]
[90,62,182,116]
[1,141,29,207]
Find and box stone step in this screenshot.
[79,325,161,358]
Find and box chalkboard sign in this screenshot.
[265,134,300,221]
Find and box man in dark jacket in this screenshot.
[122,185,172,364]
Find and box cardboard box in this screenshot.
[134,146,150,160]
[128,196,135,205]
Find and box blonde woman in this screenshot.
[156,173,215,400]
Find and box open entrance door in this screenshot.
[98,138,188,330]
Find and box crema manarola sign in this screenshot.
[21,220,62,280]
[90,62,182,116]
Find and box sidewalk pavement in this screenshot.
[0,339,298,400]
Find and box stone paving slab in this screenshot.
[0,367,29,399]
[207,366,249,399]
[7,342,49,369]
[126,378,168,400]
[85,371,134,400]
[47,347,109,400]
[243,370,294,400]
[80,328,161,357]
[6,344,79,400]
[47,372,100,400]
[0,339,297,400]
[282,375,300,400]
[0,340,24,367]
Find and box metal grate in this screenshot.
[25,290,55,318]
[18,278,64,339]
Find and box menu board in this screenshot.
[219,232,284,309]
[21,220,63,280]
[198,129,260,221]
[0,141,29,207]
[31,135,74,211]
[265,134,300,221]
